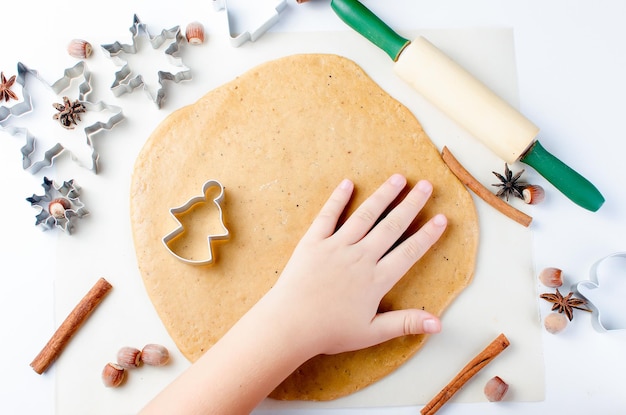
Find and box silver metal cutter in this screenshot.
[162,180,230,266]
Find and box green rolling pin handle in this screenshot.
[330,0,410,62]
[520,140,605,211]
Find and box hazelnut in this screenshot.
[116,346,142,369]
[102,362,126,387]
[141,344,170,366]
[185,22,205,45]
[522,184,545,204]
[484,376,509,402]
[48,198,71,219]
[67,39,93,59]
[544,312,568,334]
[538,267,563,288]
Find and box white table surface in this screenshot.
[1,1,626,414]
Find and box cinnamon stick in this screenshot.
[30,277,112,374]
[420,333,510,415]
[441,146,532,227]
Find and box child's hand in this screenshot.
[139,174,448,415]
[266,174,447,356]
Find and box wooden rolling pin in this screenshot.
[331,0,604,212]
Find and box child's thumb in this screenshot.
[371,309,441,343]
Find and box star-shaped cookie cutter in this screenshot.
[212,0,288,47]
[575,252,626,332]
[0,61,124,174]
[162,180,230,265]
[26,176,89,234]
[101,14,191,108]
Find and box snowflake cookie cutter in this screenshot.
[212,0,288,47]
[0,61,124,174]
[162,180,230,265]
[101,14,191,108]
[575,252,626,332]
[26,176,89,234]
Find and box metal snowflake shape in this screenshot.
[101,14,191,108]
[26,176,89,234]
[0,62,124,174]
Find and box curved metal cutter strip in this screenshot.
[0,63,32,124]
[212,0,288,47]
[575,252,626,332]
[162,179,230,266]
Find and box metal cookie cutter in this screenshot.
[162,180,230,265]
[101,14,191,108]
[575,252,626,332]
[1,61,92,124]
[212,0,288,47]
[26,176,89,234]
[0,61,124,174]
[0,66,29,123]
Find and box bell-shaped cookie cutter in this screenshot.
[575,252,626,332]
[212,0,288,47]
[162,180,230,265]
[101,14,191,108]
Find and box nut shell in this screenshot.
[116,346,142,369]
[484,376,509,402]
[544,312,568,334]
[102,362,126,387]
[538,267,563,288]
[522,184,545,205]
[141,344,170,366]
[48,198,71,219]
[185,22,205,45]
[67,39,93,59]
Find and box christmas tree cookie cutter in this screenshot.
[0,61,92,124]
[162,179,230,265]
[26,176,89,234]
[0,61,124,174]
[101,15,191,108]
[212,0,288,47]
[575,252,626,332]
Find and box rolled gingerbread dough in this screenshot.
[130,53,478,401]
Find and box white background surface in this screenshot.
[1,1,626,414]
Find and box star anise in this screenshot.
[540,288,591,321]
[52,96,86,129]
[0,72,18,102]
[492,163,526,201]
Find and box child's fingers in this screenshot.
[334,174,407,244]
[369,309,441,345]
[376,214,447,290]
[304,179,354,240]
[361,180,433,257]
